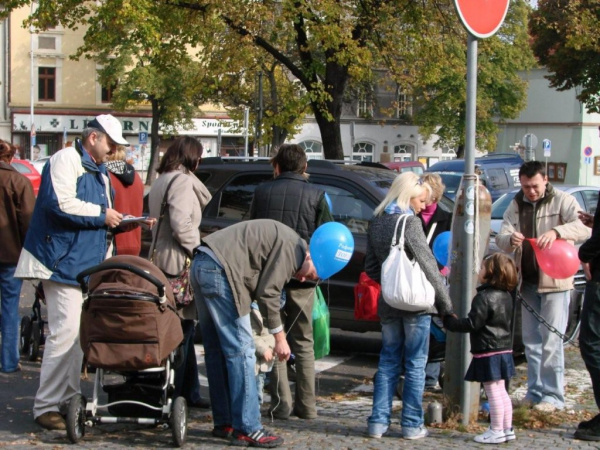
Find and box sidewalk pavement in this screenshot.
[1,344,598,449]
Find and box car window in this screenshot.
[491,192,516,220]
[216,173,273,221]
[581,189,599,215]
[439,173,462,197]
[570,191,585,212]
[312,183,374,234]
[485,168,509,190]
[11,162,32,174]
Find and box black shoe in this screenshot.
[212,424,233,438]
[188,398,211,409]
[578,413,600,430]
[231,428,284,447]
[575,425,600,442]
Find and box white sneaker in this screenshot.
[403,425,429,440]
[474,427,507,444]
[504,427,516,441]
[533,401,559,413]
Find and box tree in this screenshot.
[3,0,535,159]
[530,0,600,113]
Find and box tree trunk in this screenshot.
[315,109,344,160]
[145,98,161,186]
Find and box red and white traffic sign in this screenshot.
[454,0,510,39]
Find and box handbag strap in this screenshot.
[391,214,410,248]
[149,173,182,262]
[426,222,438,244]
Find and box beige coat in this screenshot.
[495,187,590,293]
[148,167,212,319]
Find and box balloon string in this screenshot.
[473,174,481,275]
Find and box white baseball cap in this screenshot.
[87,114,129,146]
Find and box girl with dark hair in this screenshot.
[444,253,519,444]
[148,136,212,408]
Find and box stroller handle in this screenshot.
[76,262,166,298]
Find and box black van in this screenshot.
[426,153,524,202]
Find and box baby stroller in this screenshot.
[20,282,47,361]
[68,255,186,446]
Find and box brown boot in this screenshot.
[35,412,66,430]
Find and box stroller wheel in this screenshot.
[28,321,41,361]
[66,394,86,444]
[20,316,32,354]
[170,396,187,447]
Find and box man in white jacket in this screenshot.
[496,161,590,412]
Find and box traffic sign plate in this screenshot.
[584,146,593,157]
[139,132,148,145]
[454,0,510,39]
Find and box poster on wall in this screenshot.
[32,144,48,161]
[128,145,151,172]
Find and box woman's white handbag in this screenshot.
[381,214,435,311]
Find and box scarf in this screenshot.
[420,202,437,226]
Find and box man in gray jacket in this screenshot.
[496,161,590,412]
[190,219,318,448]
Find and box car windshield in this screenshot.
[491,192,517,219]
[340,165,397,195]
[438,173,463,196]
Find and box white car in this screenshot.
[490,185,598,235]
[30,156,50,174]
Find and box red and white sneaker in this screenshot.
[231,428,284,448]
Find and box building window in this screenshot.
[38,36,56,50]
[396,90,413,118]
[352,142,374,162]
[357,92,374,118]
[101,83,117,103]
[38,67,56,101]
[299,140,323,160]
[393,144,415,161]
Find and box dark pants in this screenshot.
[580,281,600,410]
[174,319,203,404]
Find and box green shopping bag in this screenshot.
[312,285,330,360]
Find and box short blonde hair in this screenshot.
[421,173,445,203]
[107,145,127,162]
[374,172,426,216]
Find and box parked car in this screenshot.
[10,159,41,196]
[382,160,424,175]
[142,157,452,333]
[31,156,51,175]
[427,152,524,202]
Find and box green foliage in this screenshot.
[531,0,600,113]
[3,0,536,158]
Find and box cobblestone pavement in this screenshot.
[2,283,598,448]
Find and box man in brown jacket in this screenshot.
[0,139,35,373]
[190,219,318,448]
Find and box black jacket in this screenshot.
[579,191,600,281]
[443,284,514,354]
[249,172,332,241]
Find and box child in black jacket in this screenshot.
[444,253,518,444]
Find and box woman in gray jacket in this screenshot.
[365,172,453,441]
[148,136,212,408]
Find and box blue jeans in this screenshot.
[0,264,23,373]
[190,252,261,434]
[520,283,569,407]
[579,281,600,409]
[368,315,430,437]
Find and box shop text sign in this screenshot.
[13,114,242,136]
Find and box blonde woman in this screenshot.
[365,172,453,440]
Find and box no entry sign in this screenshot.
[454,0,510,39]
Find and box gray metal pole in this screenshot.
[444,33,481,426]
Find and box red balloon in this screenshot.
[526,238,580,279]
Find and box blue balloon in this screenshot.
[432,231,452,267]
[309,222,354,280]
